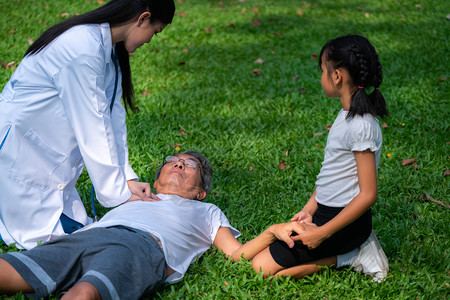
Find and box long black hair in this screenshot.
[319,35,389,119]
[25,0,175,111]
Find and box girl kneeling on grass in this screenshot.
[243,35,389,279]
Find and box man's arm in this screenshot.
[213,222,305,262]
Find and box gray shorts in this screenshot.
[0,226,166,300]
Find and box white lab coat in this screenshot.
[0,23,137,249]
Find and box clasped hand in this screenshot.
[269,211,327,250]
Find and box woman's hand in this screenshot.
[126,180,160,202]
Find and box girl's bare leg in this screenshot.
[274,256,337,279]
[0,258,34,295]
[251,246,286,278]
[61,281,101,300]
[252,247,337,279]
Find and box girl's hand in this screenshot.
[127,180,160,202]
[268,222,305,248]
[291,211,313,223]
[296,221,327,249]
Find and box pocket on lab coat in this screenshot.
[9,129,67,191]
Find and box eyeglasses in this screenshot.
[164,156,200,169]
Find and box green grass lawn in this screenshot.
[0,0,448,299]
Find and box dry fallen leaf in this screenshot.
[278,161,286,170]
[251,19,262,26]
[285,148,291,156]
[252,68,262,75]
[141,91,151,95]
[402,158,417,166]
[0,61,16,69]
[412,164,419,170]
[224,281,229,286]
[440,77,447,82]
[254,58,264,64]
[311,53,318,60]
[179,12,186,17]
[205,26,212,33]
[27,39,34,45]
[178,129,187,136]
[97,0,106,4]
[297,10,304,15]
[8,29,15,34]
[298,88,307,93]
[251,7,259,12]
[444,169,450,177]
[274,31,282,36]
[313,132,323,137]
[324,124,331,131]
[292,74,299,81]
[425,192,450,208]
[172,143,181,152]
[226,23,234,27]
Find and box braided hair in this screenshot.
[319,35,389,119]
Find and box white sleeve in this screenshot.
[53,54,131,207]
[209,205,241,243]
[349,118,382,153]
[110,80,138,181]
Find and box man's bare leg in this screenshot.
[0,258,34,295]
[61,282,101,300]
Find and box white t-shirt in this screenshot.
[80,194,240,283]
[315,109,382,207]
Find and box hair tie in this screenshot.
[358,86,364,89]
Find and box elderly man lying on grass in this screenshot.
[0,151,384,300]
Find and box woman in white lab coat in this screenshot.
[0,0,175,249]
